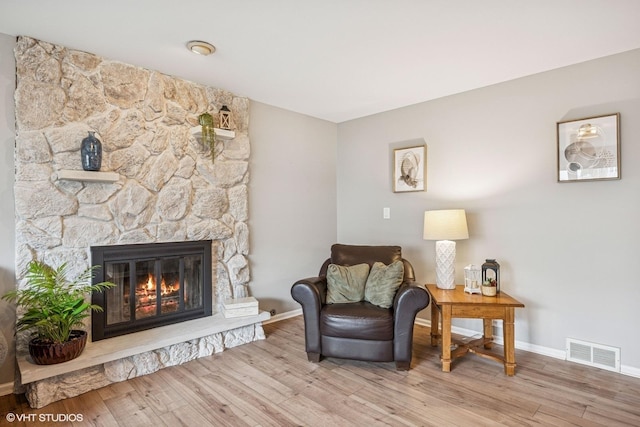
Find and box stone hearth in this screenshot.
[20,313,268,408]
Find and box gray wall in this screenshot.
[248,101,337,315]
[337,48,640,372]
[0,33,16,393]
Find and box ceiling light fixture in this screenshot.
[187,40,216,56]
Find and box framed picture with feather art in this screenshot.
[393,145,426,192]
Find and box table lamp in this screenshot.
[423,209,469,289]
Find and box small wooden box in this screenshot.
[222,297,259,318]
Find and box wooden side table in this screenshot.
[425,284,525,376]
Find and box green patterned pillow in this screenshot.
[364,261,404,308]
[326,263,370,304]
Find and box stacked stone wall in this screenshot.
[14,36,251,338]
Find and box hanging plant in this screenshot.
[198,113,216,156]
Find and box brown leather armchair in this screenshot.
[291,244,430,370]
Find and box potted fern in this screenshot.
[1,260,114,365]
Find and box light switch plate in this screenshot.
[383,207,390,219]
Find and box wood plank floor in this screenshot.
[1,316,639,426]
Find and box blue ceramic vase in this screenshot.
[81,131,102,171]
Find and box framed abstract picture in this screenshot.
[393,145,426,192]
[557,113,620,182]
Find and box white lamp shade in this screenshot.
[423,209,469,289]
[423,209,469,241]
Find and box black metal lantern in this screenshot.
[219,105,232,130]
[481,259,500,293]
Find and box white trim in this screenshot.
[511,339,566,360]
[0,382,14,397]
[262,308,302,325]
[492,323,565,359]
[415,317,430,328]
[415,317,482,338]
[621,365,640,378]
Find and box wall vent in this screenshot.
[566,338,620,372]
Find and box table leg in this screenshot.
[441,305,452,372]
[430,300,440,347]
[504,307,516,376]
[483,318,493,349]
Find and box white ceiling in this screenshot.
[1,0,640,123]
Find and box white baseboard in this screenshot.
[262,308,302,325]
[491,323,566,360]
[0,381,14,397]
[417,317,565,360]
[621,365,640,378]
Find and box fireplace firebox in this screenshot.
[91,241,212,341]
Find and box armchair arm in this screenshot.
[291,276,327,356]
[392,281,430,369]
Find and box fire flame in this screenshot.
[143,273,176,295]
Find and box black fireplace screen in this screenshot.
[91,241,212,341]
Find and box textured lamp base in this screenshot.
[435,240,456,289]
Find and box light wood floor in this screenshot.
[1,316,639,426]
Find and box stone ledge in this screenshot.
[19,311,270,384]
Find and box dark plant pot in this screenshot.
[28,330,87,365]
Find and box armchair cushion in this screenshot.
[364,260,404,308]
[326,263,370,304]
[321,302,393,340]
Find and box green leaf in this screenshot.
[1,260,115,344]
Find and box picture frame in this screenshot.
[557,113,620,182]
[393,145,426,192]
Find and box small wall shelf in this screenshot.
[57,170,120,183]
[190,127,236,141]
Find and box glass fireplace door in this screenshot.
[91,241,212,341]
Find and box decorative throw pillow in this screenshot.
[326,263,370,304]
[364,260,404,308]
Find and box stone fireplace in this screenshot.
[12,36,266,408]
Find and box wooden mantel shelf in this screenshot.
[57,170,120,183]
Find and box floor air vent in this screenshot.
[566,338,620,372]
